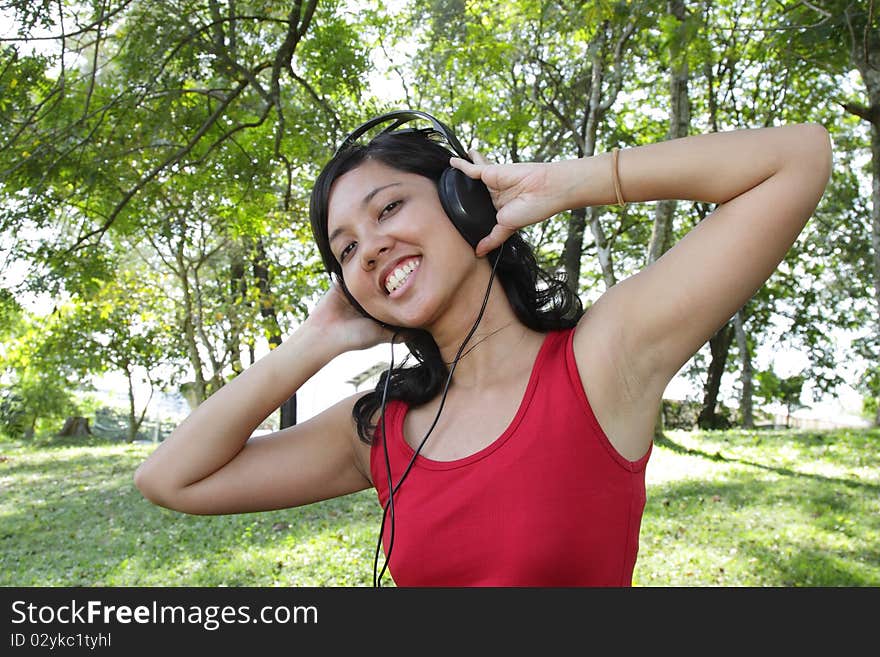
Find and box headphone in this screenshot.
[334,109,498,249]
[332,110,504,587]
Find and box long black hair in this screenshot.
[309,128,583,444]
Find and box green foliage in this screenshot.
[862,392,877,422]
[0,0,875,448]
[0,388,27,438]
[0,288,23,340]
[856,365,880,422]
[755,369,808,427]
[0,378,77,440]
[768,0,877,76]
[0,305,103,438]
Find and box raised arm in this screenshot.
[451,123,832,457]
[567,124,832,386]
[133,282,390,515]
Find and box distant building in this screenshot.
[346,362,389,392]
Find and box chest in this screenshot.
[379,408,646,587]
[402,377,531,461]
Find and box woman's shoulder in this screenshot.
[569,302,659,462]
[310,390,375,485]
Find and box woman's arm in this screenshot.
[452,123,832,457]
[454,123,831,375]
[134,283,390,515]
[565,124,832,384]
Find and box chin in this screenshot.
[372,299,441,333]
[377,312,431,333]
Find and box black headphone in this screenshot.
[334,109,498,249]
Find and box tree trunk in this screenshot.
[562,207,587,294]
[549,17,636,295]
[126,366,152,443]
[229,248,247,376]
[252,237,282,349]
[847,12,880,425]
[280,396,297,428]
[698,322,734,429]
[559,23,606,292]
[589,206,617,290]
[58,416,92,437]
[647,0,691,263]
[650,0,691,439]
[648,199,677,264]
[127,372,138,442]
[871,121,880,427]
[177,243,207,406]
[734,307,754,428]
[252,236,295,428]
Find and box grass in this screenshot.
[1,427,877,587]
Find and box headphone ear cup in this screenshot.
[438,167,497,249]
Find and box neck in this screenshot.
[443,321,513,365]
[427,273,538,388]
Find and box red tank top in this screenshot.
[370,328,651,587]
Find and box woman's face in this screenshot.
[326,159,482,328]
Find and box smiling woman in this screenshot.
[133,109,832,588]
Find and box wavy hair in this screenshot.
[309,128,583,444]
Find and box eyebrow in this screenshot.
[328,182,403,245]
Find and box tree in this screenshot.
[772,0,880,425]
[83,269,181,442]
[645,0,698,438]
[1,1,374,430]
[755,369,807,429]
[0,303,103,438]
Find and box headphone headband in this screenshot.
[334,109,470,161]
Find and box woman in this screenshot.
[134,115,832,587]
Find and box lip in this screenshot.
[379,255,421,296]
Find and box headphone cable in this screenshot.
[373,243,505,587]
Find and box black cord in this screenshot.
[373,330,399,587]
[372,243,505,587]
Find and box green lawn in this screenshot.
[1,427,877,587]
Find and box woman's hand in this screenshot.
[304,279,395,353]
[450,152,572,256]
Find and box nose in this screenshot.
[360,232,394,270]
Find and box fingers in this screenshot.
[449,156,483,179]
[475,223,516,258]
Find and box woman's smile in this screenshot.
[383,256,422,296]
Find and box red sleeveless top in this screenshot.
[370,328,651,587]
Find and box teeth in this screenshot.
[385,259,419,294]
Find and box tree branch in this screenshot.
[0,0,135,42]
[66,79,249,252]
[840,100,879,124]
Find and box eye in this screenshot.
[339,241,356,263]
[379,200,402,219]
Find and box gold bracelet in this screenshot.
[611,147,626,208]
